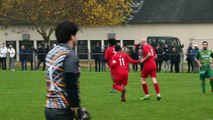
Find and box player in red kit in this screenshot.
[140,39,161,101]
[105,38,116,93]
[111,45,140,102]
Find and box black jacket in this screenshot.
[170,52,180,63]
[162,47,170,61]
[155,47,163,60]
[93,46,101,60]
[37,47,47,60]
[20,49,28,60]
[131,50,139,60]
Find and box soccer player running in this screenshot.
[194,41,213,95]
[111,45,140,102]
[45,21,90,120]
[105,38,116,93]
[140,39,161,101]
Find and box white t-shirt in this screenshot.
[8,48,16,58]
[1,47,7,57]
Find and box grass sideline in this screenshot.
[0,70,213,120]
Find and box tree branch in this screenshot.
[36,26,42,35]
[48,27,55,38]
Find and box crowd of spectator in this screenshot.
[0,42,201,73]
[91,42,201,73]
[0,43,49,71]
[128,42,199,73]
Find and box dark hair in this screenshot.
[115,45,121,52]
[108,38,116,45]
[202,41,208,45]
[55,21,79,43]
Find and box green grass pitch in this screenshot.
[0,70,213,120]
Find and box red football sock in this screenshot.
[114,85,124,92]
[154,83,160,94]
[142,83,149,95]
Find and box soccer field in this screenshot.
[0,71,213,120]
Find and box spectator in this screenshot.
[93,42,101,72]
[20,45,27,71]
[44,44,49,52]
[44,44,49,57]
[122,44,130,54]
[170,47,180,73]
[1,43,7,70]
[186,45,194,73]
[131,46,139,72]
[155,44,163,72]
[35,44,46,71]
[29,46,37,70]
[100,49,106,72]
[0,46,2,69]
[162,44,170,72]
[192,44,199,73]
[151,39,157,49]
[8,45,16,71]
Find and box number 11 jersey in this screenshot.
[111,51,139,80]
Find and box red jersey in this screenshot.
[111,52,140,80]
[105,45,115,67]
[142,44,157,69]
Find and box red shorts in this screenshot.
[114,79,128,86]
[111,71,128,82]
[141,68,157,78]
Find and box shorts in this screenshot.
[141,68,157,78]
[199,66,213,80]
[45,107,75,120]
[114,78,128,86]
[112,71,128,82]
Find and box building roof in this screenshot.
[129,0,213,23]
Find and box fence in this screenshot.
[0,52,201,72]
